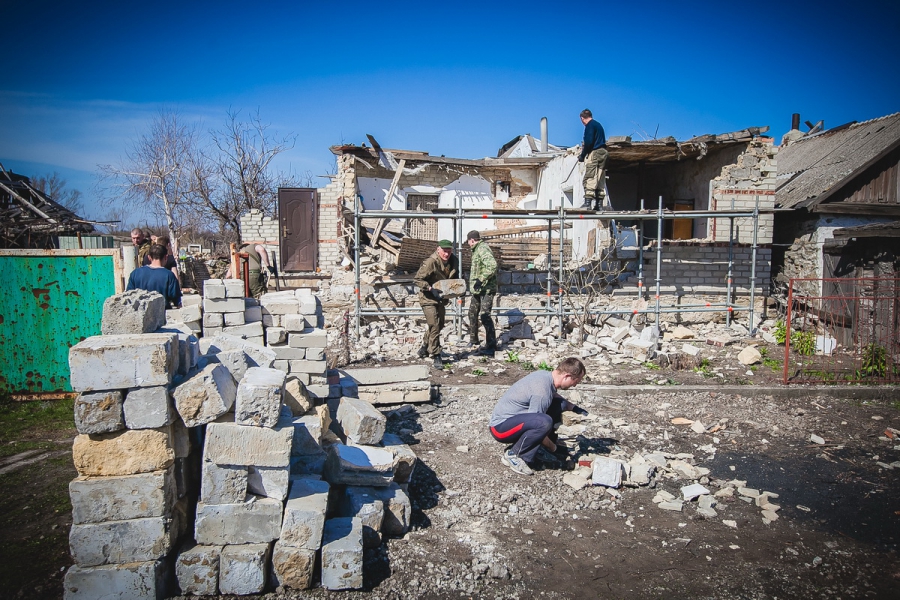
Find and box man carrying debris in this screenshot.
[489,357,586,476]
[226,242,274,299]
[127,243,182,308]
[130,227,152,267]
[466,230,498,356]
[414,239,459,369]
[578,108,608,211]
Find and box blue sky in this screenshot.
[1,0,897,221]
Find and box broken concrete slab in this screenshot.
[380,433,417,484]
[219,543,270,595]
[74,390,125,435]
[72,429,174,477]
[321,517,363,590]
[175,544,220,596]
[69,334,177,391]
[63,560,168,600]
[681,483,710,501]
[203,421,292,468]
[194,497,284,545]
[101,290,166,335]
[591,457,623,488]
[336,396,386,445]
[235,367,286,428]
[172,364,236,427]
[324,444,394,487]
[431,278,467,299]
[123,386,173,430]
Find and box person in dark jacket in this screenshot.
[413,239,459,369]
[127,243,182,308]
[578,108,608,211]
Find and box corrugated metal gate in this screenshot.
[0,249,122,397]
[784,277,900,384]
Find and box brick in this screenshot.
[64,560,168,600]
[224,311,245,326]
[204,279,225,298]
[175,544,220,596]
[288,329,327,348]
[203,312,224,327]
[272,346,307,360]
[224,279,245,298]
[222,321,264,339]
[101,290,166,335]
[69,516,175,567]
[173,364,236,427]
[266,326,287,345]
[280,477,330,549]
[235,367,286,428]
[271,543,315,590]
[203,421,292,467]
[321,517,363,590]
[124,386,173,429]
[288,359,327,374]
[69,334,177,391]
[305,347,325,361]
[219,543,270,595]
[201,461,248,504]
[74,390,125,435]
[73,429,174,477]
[69,468,176,525]
[203,297,244,313]
[336,396,386,445]
[194,498,283,545]
[283,314,308,332]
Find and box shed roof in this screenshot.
[775,112,900,209]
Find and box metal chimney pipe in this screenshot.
[540,117,548,152]
[791,113,800,130]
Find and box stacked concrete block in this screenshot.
[272,477,329,589]
[321,517,363,590]
[65,299,193,599]
[166,295,203,335]
[202,279,264,343]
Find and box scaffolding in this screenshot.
[350,196,763,340]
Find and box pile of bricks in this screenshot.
[202,278,264,343]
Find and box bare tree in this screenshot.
[30,172,84,215]
[192,109,299,237]
[98,110,200,258]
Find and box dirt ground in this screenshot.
[3,347,900,599]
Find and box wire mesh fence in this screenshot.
[783,278,900,385]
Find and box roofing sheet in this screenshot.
[775,113,900,209]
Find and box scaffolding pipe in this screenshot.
[353,195,362,338]
[748,195,761,334]
[726,196,735,328]
[557,204,565,331]
[637,198,645,300]
[355,304,757,319]
[654,197,663,330]
[358,209,757,220]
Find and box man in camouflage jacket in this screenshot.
[414,239,459,368]
[466,230,498,356]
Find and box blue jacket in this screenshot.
[579,119,606,161]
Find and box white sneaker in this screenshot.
[501,450,534,476]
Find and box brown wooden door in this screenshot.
[279,188,317,272]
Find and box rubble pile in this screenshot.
[62,289,420,597]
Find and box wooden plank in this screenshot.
[369,158,406,247]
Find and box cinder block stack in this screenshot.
[261,289,338,402]
[202,279,264,343]
[64,290,195,600]
[166,294,203,335]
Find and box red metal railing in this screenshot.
[784,278,900,385]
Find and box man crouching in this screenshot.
[489,357,586,476]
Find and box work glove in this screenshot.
[266,266,275,275]
[473,279,483,294]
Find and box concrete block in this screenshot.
[173,364,236,427]
[203,312,224,327]
[340,377,358,398]
[431,278,467,299]
[202,334,275,367]
[280,477,330,549]
[337,396,386,445]
[321,517,363,590]
[69,334,177,391]
[248,465,290,501]
[101,289,166,335]
[69,468,175,525]
[195,497,283,545]
[271,346,306,360]
[184,320,202,333]
[306,383,338,400]
[592,457,623,488]
[290,449,327,476]
[298,295,318,315]
[260,293,299,315]
[175,544,220,596]
[244,305,262,322]
[203,421,292,467]
[236,367,286,427]
[201,461,248,504]
[262,313,281,327]
[206,348,253,383]
[69,516,175,566]
[324,443,393,487]
[266,327,287,345]
[204,279,225,299]
[343,487,383,548]
[246,335,264,346]
[166,417,191,459]
[271,542,315,590]
[381,433,417,483]
[292,414,325,455]
[288,329,327,348]
[203,297,244,313]
[124,386,173,429]
[204,326,223,336]
[182,294,202,306]
[224,279,245,298]
[73,429,174,477]
[288,359,327,374]
[284,377,313,415]
[244,296,259,307]
[64,560,168,600]
[358,381,432,405]
[222,321,264,339]
[360,482,410,536]
[340,365,430,385]
[219,543,270,595]
[305,347,325,361]
[283,314,308,332]
[74,390,125,435]
[180,303,202,323]
[224,311,245,326]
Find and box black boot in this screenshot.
[417,346,428,359]
[432,355,443,369]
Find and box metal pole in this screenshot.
[557,203,565,333]
[726,197,735,328]
[654,197,663,329]
[354,195,361,339]
[637,198,645,300]
[546,217,553,325]
[455,195,463,338]
[748,195,760,335]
